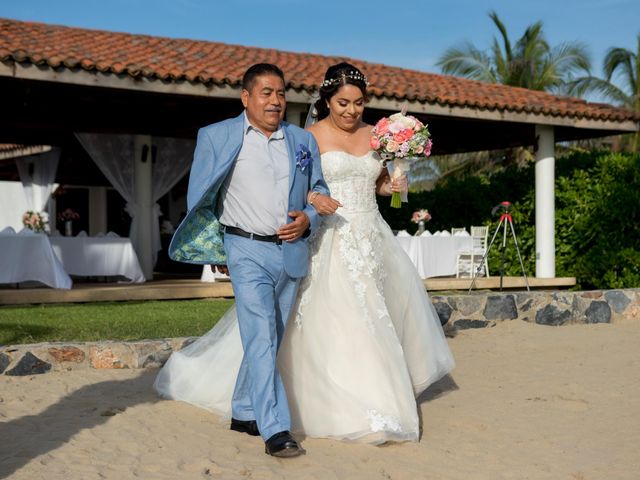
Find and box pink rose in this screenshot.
[370,136,381,150]
[414,145,424,155]
[375,118,390,135]
[393,129,413,143]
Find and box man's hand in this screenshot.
[277,211,310,242]
[212,264,229,275]
[308,192,342,215]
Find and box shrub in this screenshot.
[378,149,640,289]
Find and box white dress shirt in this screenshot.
[217,112,290,235]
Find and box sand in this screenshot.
[1,319,639,480]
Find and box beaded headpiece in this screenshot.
[320,70,369,88]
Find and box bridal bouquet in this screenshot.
[371,111,433,208]
[22,210,47,233]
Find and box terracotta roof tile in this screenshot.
[1,17,638,124]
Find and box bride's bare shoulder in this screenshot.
[306,120,330,139]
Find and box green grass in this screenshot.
[0,299,234,345]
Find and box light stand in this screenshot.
[468,201,530,293]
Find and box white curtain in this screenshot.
[75,133,194,266]
[15,148,61,230]
[150,136,194,261]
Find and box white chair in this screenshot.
[451,227,466,236]
[456,225,490,278]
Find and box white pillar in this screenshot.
[286,103,306,127]
[133,135,154,280]
[88,186,107,236]
[535,125,555,278]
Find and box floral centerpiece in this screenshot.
[58,208,79,236]
[411,208,431,235]
[58,208,80,222]
[22,210,47,233]
[371,110,433,208]
[411,209,432,224]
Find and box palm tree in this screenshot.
[567,34,640,151]
[436,11,591,92]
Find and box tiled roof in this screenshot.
[1,17,638,124]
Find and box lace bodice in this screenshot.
[320,150,383,213]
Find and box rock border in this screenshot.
[2,288,638,375]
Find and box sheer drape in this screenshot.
[150,137,194,261]
[15,148,60,231]
[75,133,194,265]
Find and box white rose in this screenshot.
[386,141,400,153]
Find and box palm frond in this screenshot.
[603,47,635,90]
[548,42,592,76]
[491,37,509,83]
[488,10,512,61]
[565,76,631,106]
[436,42,497,83]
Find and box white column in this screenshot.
[286,103,306,127]
[535,125,555,278]
[88,186,107,235]
[134,135,154,280]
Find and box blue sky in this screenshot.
[1,0,638,80]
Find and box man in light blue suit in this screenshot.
[169,64,330,457]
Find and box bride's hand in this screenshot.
[391,174,408,193]
[308,192,342,215]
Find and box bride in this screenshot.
[155,62,455,444]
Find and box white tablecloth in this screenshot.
[0,231,73,289]
[395,235,473,279]
[50,236,145,283]
[201,265,230,282]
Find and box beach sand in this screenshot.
[2,319,639,480]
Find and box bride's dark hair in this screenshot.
[314,62,369,121]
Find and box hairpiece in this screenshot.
[321,70,369,88]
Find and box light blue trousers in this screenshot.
[224,234,300,441]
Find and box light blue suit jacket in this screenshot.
[169,112,329,278]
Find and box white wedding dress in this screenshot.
[154,150,455,444]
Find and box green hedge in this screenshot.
[377,150,640,289]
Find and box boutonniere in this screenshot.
[295,144,312,172]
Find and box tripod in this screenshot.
[468,202,530,292]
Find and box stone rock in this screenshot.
[450,296,483,317]
[552,292,574,305]
[535,305,571,326]
[585,301,611,324]
[434,302,453,325]
[454,319,493,330]
[141,354,164,368]
[48,346,86,363]
[604,290,631,314]
[89,346,126,369]
[519,299,534,312]
[5,352,51,376]
[581,291,603,300]
[571,294,592,323]
[0,352,10,374]
[483,295,518,320]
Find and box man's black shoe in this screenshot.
[230,418,260,437]
[264,431,303,458]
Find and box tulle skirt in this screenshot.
[154,209,455,444]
